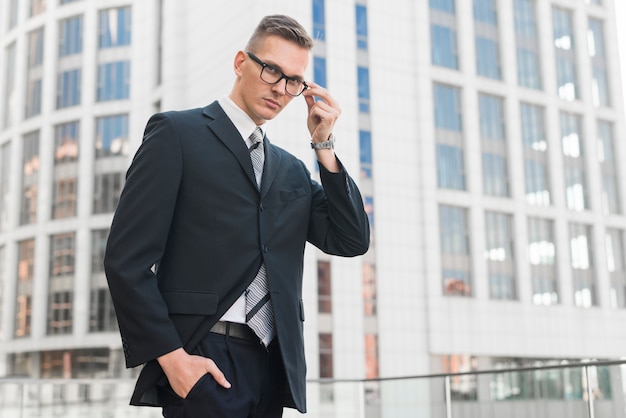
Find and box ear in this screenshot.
[233,50,247,77]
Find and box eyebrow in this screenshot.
[263,59,305,82]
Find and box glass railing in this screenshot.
[1,360,624,417]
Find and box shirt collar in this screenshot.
[218,96,266,147]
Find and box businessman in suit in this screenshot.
[104,14,369,418]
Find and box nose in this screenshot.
[270,78,287,96]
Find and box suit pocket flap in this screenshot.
[280,188,306,201]
[162,290,218,315]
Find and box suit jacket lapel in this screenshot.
[260,136,281,197]
[202,102,258,189]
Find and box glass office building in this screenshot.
[1,0,626,415]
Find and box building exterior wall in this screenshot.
[1,0,626,414]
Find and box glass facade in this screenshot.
[440,205,472,296]
[479,94,508,197]
[3,42,17,128]
[514,0,541,89]
[15,239,35,338]
[25,28,44,118]
[561,112,588,211]
[90,230,117,332]
[569,223,596,308]
[474,0,501,79]
[52,122,79,219]
[97,61,131,101]
[435,83,465,190]
[606,229,626,309]
[485,211,516,300]
[20,132,39,225]
[0,143,10,232]
[588,18,610,107]
[48,233,75,335]
[597,120,620,214]
[521,103,550,205]
[98,7,132,48]
[553,7,578,100]
[528,217,558,305]
[430,0,458,69]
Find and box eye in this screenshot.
[287,79,302,87]
[264,65,281,76]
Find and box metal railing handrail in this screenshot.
[307,358,626,384]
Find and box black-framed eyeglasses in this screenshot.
[246,52,309,97]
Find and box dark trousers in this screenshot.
[158,329,286,418]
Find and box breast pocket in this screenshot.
[280,188,306,201]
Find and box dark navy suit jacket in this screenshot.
[104,101,370,412]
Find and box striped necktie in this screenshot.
[246,128,275,346]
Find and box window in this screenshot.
[430,0,455,13]
[357,66,370,113]
[318,261,331,313]
[441,355,478,400]
[30,0,46,16]
[98,7,132,48]
[41,349,113,378]
[0,246,4,337]
[363,262,377,316]
[588,19,610,107]
[48,233,75,335]
[25,28,44,118]
[431,25,458,69]
[0,143,11,232]
[313,56,327,88]
[8,0,19,29]
[95,114,129,158]
[93,172,123,214]
[435,83,465,190]
[430,0,458,69]
[57,69,81,108]
[553,7,577,100]
[355,5,368,50]
[90,230,117,332]
[365,333,379,379]
[359,130,373,179]
[20,132,39,225]
[312,0,326,42]
[59,16,83,57]
[479,94,508,197]
[597,121,620,214]
[15,239,35,338]
[440,205,471,296]
[97,61,130,101]
[514,0,541,89]
[474,0,501,79]
[606,229,626,309]
[569,223,596,308]
[319,333,333,378]
[52,122,79,219]
[485,212,516,299]
[4,42,17,128]
[528,218,558,305]
[561,112,588,211]
[521,103,550,205]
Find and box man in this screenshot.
[104,14,370,418]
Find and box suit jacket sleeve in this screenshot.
[104,113,185,368]
[307,159,370,257]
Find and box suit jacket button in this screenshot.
[263,246,268,253]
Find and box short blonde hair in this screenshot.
[246,15,314,52]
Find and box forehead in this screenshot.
[253,35,310,77]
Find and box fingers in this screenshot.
[205,358,231,389]
[303,82,341,140]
